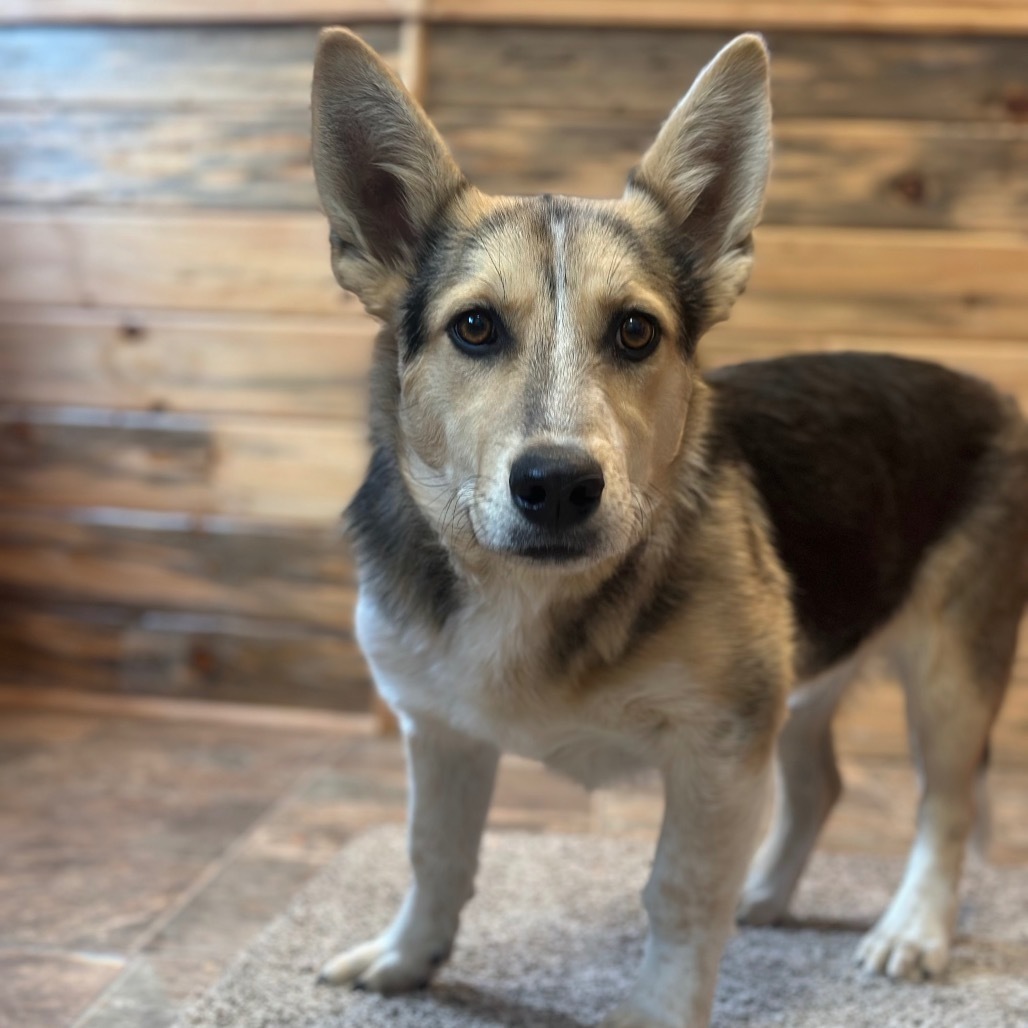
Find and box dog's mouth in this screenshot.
[509,542,592,564]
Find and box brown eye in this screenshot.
[451,309,496,349]
[617,312,659,358]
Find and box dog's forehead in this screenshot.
[454,194,666,303]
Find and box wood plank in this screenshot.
[0,307,376,417]
[426,26,1028,122]
[0,405,369,523]
[0,598,371,711]
[3,0,1026,32]
[424,0,1028,35]
[0,210,345,314]
[0,109,316,208]
[8,307,1028,420]
[735,228,1028,342]
[0,1,413,23]
[5,105,1025,232]
[4,211,1027,340]
[5,25,1023,124]
[0,25,398,106]
[0,508,355,629]
[434,109,1028,232]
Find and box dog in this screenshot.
[309,29,1028,1028]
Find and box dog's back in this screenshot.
[706,351,1028,678]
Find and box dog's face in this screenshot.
[312,32,771,570]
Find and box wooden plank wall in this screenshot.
[0,14,397,708]
[1,2,1026,744]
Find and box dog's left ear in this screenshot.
[627,34,772,327]
[312,28,465,317]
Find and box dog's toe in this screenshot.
[736,884,789,926]
[318,939,439,994]
[856,914,951,981]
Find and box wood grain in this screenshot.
[8,306,1028,418]
[0,307,376,417]
[426,26,1028,122]
[7,0,1025,32]
[0,405,369,523]
[0,0,413,23]
[435,109,1028,231]
[0,598,371,710]
[0,210,345,313]
[4,24,1023,123]
[4,106,1025,232]
[0,25,397,105]
[0,509,355,629]
[5,212,1024,340]
[425,0,1028,35]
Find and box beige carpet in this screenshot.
[176,827,1027,1028]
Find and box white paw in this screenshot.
[736,881,789,926]
[598,1003,676,1028]
[856,906,951,981]
[317,937,446,994]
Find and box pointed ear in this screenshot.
[627,34,772,327]
[311,28,465,315]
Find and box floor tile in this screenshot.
[75,952,223,1028]
[0,950,124,1028]
[146,856,320,957]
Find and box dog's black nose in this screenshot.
[509,446,605,531]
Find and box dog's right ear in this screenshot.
[627,34,772,328]
[311,29,464,316]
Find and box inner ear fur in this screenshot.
[628,34,772,327]
[311,28,465,313]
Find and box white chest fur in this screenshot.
[354,586,666,787]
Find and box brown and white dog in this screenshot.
[310,29,1028,1028]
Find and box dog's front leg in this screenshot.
[319,715,499,993]
[601,752,771,1028]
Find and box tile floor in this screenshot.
[0,689,1025,1028]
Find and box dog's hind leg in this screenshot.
[856,605,1017,980]
[737,659,855,925]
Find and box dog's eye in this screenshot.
[617,312,659,359]
[450,309,496,350]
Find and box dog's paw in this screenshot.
[597,1004,676,1028]
[317,938,444,994]
[855,907,951,981]
[736,882,789,926]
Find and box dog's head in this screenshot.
[312,31,771,573]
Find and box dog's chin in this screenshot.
[509,542,593,565]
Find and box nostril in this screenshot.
[519,482,547,509]
[568,474,604,511]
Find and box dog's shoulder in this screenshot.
[704,352,1016,673]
